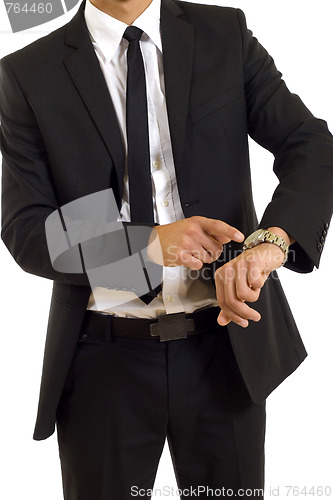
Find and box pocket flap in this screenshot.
[190,85,242,123]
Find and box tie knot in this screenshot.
[123,26,144,43]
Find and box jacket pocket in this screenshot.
[190,85,242,124]
[52,282,73,307]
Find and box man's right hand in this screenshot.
[150,216,244,269]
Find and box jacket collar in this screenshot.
[64,0,184,48]
[84,0,162,62]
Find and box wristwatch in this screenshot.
[242,228,289,266]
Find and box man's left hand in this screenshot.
[215,240,286,328]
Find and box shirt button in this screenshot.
[166,295,174,303]
[161,200,169,207]
[152,160,160,169]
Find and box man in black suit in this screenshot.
[1,0,333,498]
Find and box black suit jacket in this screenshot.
[1,0,333,440]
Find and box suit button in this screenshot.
[78,333,88,343]
[323,229,327,237]
[317,242,323,253]
[324,222,329,230]
[320,236,325,244]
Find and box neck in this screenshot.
[89,0,153,24]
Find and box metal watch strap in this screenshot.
[242,229,289,266]
[262,231,289,253]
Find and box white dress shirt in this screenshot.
[84,0,218,318]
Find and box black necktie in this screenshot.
[123,26,154,224]
[123,26,161,304]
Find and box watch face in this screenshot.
[244,229,265,247]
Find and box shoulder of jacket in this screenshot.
[173,0,245,35]
[170,1,245,41]
[1,23,68,71]
[177,0,240,19]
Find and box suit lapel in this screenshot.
[161,0,194,184]
[62,0,194,198]
[63,4,125,203]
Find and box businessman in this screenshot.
[1,0,333,499]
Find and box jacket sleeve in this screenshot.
[237,9,333,272]
[0,57,156,287]
[0,57,90,285]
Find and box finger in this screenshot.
[219,304,249,328]
[199,233,224,261]
[215,266,258,327]
[235,260,261,303]
[247,261,268,290]
[179,250,203,270]
[215,271,231,326]
[182,230,223,263]
[201,218,244,244]
[223,267,261,323]
[182,242,216,265]
[216,265,251,327]
[191,248,214,264]
[217,310,231,326]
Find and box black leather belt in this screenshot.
[80,307,221,343]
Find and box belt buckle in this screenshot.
[150,312,195,342]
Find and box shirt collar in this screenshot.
[84,0,162,62]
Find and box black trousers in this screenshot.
[56,322,265,499]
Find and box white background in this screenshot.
[0,1,332,499]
